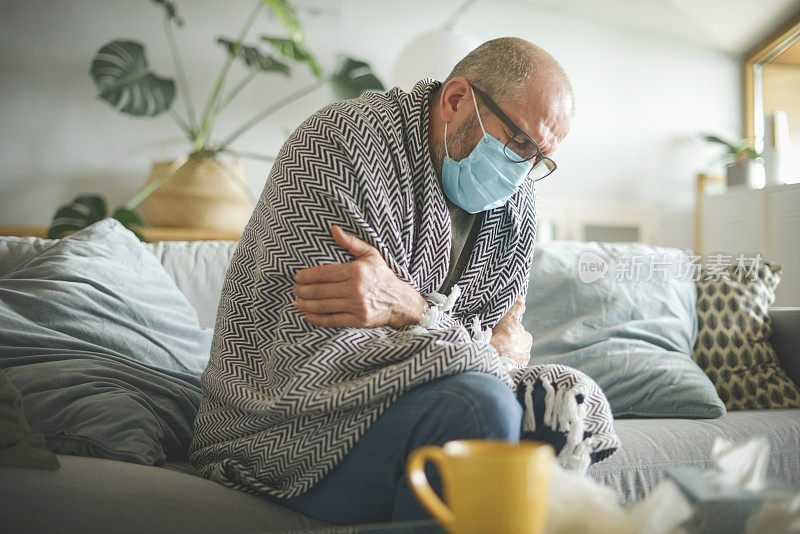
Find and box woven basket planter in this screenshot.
[141,157,253,231]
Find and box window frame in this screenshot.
[744,11,800,148]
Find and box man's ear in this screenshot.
[439,78,471,123]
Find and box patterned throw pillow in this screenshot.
[694,259,800,410]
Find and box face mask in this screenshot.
[441,89,533,214]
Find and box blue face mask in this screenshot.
[441,89,533,214]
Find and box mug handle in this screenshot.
[406,445,456,530]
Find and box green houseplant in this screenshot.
[701,133,761,189]
[48,0,384,240]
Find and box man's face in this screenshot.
[432,107,481,175]
[432,77,572,179]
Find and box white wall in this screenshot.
[0,0,741,248]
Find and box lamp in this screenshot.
[391,0,480,91]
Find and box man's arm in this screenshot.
[293,224,429,329]
[294,225,533,365]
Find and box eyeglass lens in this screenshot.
[530,159,556,181]
[503,134,539,162]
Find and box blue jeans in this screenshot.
[270,371,527,523]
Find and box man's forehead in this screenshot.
[503,82,571,149]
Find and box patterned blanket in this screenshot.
[189,80,619,499]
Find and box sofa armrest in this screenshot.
[769,307,800,386]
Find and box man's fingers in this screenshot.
[295,297,353,315]
[292,280,352,299]
[303,312,362,328]
[331,225,374,259]
[295,262,352,284]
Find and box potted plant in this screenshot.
[701,133,761,189]
[47,0,383,240]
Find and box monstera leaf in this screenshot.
[90,40,176,117]
[152,0,183,25]
[48,195,145,241]
[262,36,321,77]
[329,56,385,101]
[216,38,290,75]
[260,0,303,43]
[110,207,146,241]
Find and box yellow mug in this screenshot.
[406,440,554,534]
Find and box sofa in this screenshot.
[1,230,798,534]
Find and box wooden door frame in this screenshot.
[744,10,800,142]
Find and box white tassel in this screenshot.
[470,316,493,344]
[441,284,460,312]
[419,307,445,329]
[522,377,594,472]
[419,285,460,329]
[426,293,447,307]
[419,284,497,347]
[552,388,565,430]
[555,387,593,473]
[542,379,556,429]
[559,437,594,474]
[522,380,537,433]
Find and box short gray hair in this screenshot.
[440,37,572,106]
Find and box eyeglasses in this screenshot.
[470,85,557,182]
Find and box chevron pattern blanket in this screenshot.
[189,80,619,499]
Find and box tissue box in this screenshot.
[665,468,788,534]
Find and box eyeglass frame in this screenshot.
[469,84,557,182]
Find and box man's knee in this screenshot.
[413,372,522,442]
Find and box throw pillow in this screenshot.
[694,259,800,410]
[522,241,726,418]
[0,368,60,470]
[0,218,213,464]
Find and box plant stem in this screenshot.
[220,148,276,162]
[201,71,258,145]
[164,17,198,134]
[123,156,189,211]
[197,2,263,144]
[220,79,324,148]
[208,71,257,125]
[170,110,193,138]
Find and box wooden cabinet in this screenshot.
[700,183,800,306]
[0,226,242,242]
[537,198,661,244]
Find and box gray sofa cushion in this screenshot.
[0,235,238,331]
[523,241,726,418]
[588,409,800,503]
[145,240,238,330]
[0,454,328,534]
[771,308,800,387]
[0,219,213,464]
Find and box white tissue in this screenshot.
[706,436,771,492]
[546,462,693,534]
[746,491,800,534]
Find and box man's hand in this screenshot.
[292,225,428,329]
[489,297,532,367]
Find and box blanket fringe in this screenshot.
[521,377,593,473]
[470,315,492,344]
[420,285,492,344]
[419,285,460,329]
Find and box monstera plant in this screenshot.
[48,0,383,239]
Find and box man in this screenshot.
[190,37,615,523]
